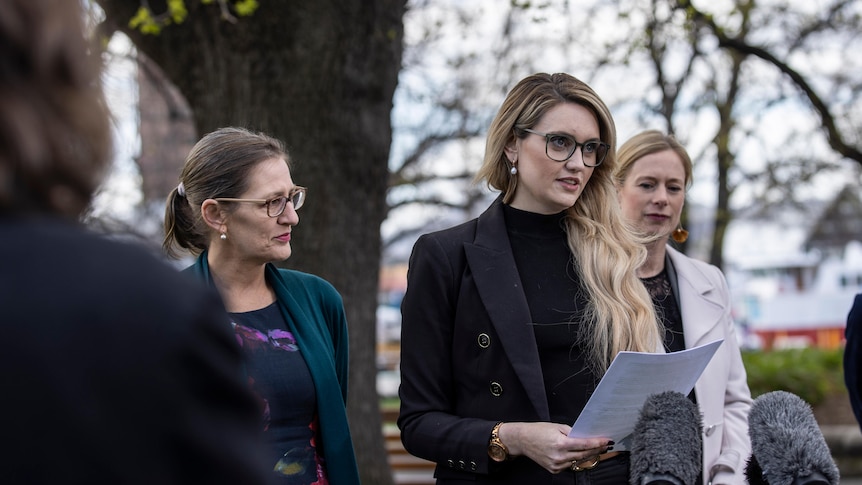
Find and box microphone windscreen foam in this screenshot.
[747,391,840,485]
[629,391,703,485]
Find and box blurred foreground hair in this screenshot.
[0,0,111,218]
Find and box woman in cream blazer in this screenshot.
[615,130,752,485]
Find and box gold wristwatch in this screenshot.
[487,421,509,462]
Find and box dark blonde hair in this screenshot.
[163,127,288,258]
[0,0,111,217]
[615,130,693,188]
[477,73,661,373]
[476,73,617,203]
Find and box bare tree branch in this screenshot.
[676,0,862,165]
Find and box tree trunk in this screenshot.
[98,2,406,483]
[709,38,746,272]
[710,114,733,272]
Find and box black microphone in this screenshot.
[745,390,840,485]
[629,390,703,485]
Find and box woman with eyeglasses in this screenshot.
[398,73,662,484]
[614,130,752,485]
[163,127,360,485]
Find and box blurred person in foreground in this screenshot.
[163,127,360,484]
[845,294,862,432]
[398,72,662,484]
[0,0,273,483]
[614,130,753,485]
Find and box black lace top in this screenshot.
[640,267,686,353]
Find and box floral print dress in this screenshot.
[230,302,328,485]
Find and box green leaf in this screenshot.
[167,0,188,24]
[128,6,162,35]
[233,0,259,17]
[128,6,152,29]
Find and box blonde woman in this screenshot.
[398,73,661,484]
[615,130,752,485]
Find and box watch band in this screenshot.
[487,421,509,462]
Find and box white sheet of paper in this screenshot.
[567,339,723,451]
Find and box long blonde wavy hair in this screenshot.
[475,73,662,374]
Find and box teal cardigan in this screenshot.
[187,252,360,484]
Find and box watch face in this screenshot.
[488,443,507,462]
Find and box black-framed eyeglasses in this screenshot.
[215,186,307,217]
[522,128,609,167]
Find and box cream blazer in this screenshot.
[666,246,753,485]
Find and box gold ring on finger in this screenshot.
[571,455,600,472]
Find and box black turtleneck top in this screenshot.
[502,204,598,425]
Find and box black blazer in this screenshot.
[846,294,862,432]
[399,198,566,483]
[0,218,272,484]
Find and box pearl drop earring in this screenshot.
[510,160,518,175]
[220,232,227,241]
